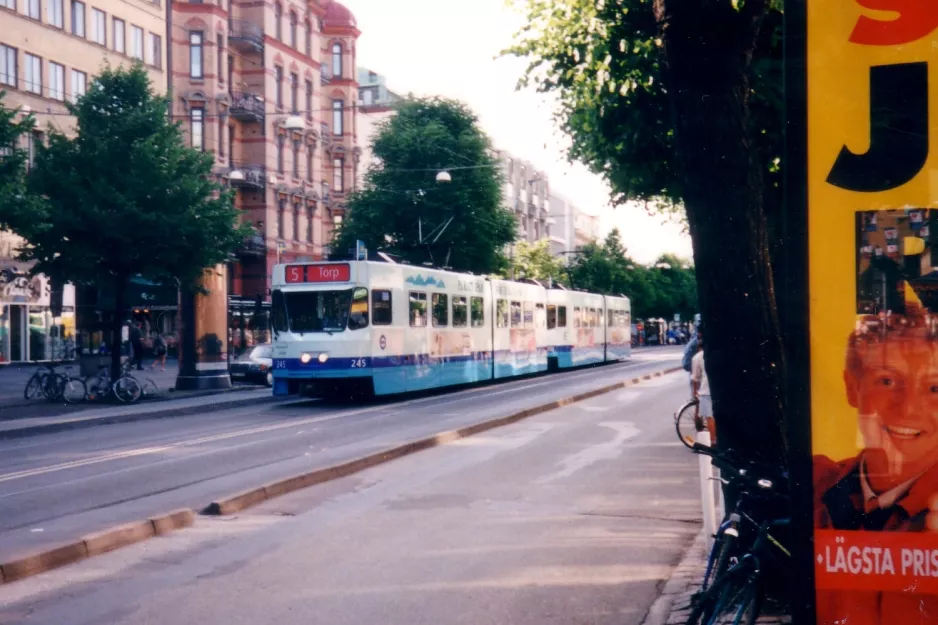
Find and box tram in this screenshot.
[269,260,632,397]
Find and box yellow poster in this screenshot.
[809,3,938,623]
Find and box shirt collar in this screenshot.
[859,456,921,510]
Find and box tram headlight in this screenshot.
[317,352,329,363]
[300,352,313,364]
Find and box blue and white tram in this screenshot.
[269,261,631,397]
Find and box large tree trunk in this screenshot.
[655,0,787,464]
[111,278,126,386]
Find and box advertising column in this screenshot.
[175,265,231,390]
[797,2,938,623]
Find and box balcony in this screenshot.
[321,62,333,85]
[229,165,266,190]
[229,92,265,123]
[229,20,263,53]
[237,231,267,258]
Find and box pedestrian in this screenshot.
[129,321,144,371]
[681,327,700,399]
[690,335,715,443]
[150,332,167,372]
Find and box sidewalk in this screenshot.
[643,531,791,625]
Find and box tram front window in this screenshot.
[282,290,353,334]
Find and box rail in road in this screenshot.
[0,348,683,563]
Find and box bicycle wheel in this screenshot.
[675,399,702,449]
[702,531,735,593]
[686,566,760,625]
[141,378,161,399]
[42,374,65,401]
[24,373,42,400]
[113,376,142,403]
[61,377,87,404]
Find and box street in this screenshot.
[0,349,699,624]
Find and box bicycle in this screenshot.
[675,397,702,449]
[48,366,87,404]
[24,364,55,400]
[85,360,142,403]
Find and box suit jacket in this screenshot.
[814,454,938,625]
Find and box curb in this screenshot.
[204,365,684,516]
[0,395,289,440]
[640,529,707,625]
[0,364,682,584]
[0,508,194,584]
[0,383,260,411]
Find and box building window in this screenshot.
[274,3,282,40]
[27,131,42,170]
[275,66,283,109]
[292,203,300,240]
[113,18,125,53]
[91,8,105,45]
[306,143,313,181]
[290,72,298,113]
[289,12,297,48]
[71,70,87,102]
[190,108,204,150]
[27,0,39,19]
[331,42,342,78]
[48,0,62,27]
[333,157,344,193]
[276,134,284,173]
[216,34,223,80]
[49,62,64,100]
[277,198,285,239]
[71,0,84,36]
[131,25,144,60]
[228,124,234,166]
[0,0,14,9]
[189,31,203,78]
[148,33,161,68]
[304,20,311,56]
[218,117,225,158]
[0,46,15,87]
[307,207,313,242]
[304,79,312,120]
[292,138,299,178]
[24,54,41,94]
[332,99,343,135]
[363,89,373,106]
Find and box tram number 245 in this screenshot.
[349,358,368,368]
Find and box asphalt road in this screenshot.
[0,347,682,562]
[0,360,699,625]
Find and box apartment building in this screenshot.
[169,0,360,305]
[496,150,550,244]
[355,66,402,186]
[0,0,166,362]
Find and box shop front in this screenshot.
[0,267,76,363]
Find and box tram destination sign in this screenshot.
[284,263,351,284]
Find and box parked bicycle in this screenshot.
[23,363,87,404]
[85,359,160,403]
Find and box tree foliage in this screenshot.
[506,0,788,463]
[0,66,247,379]
[506,239,567,283]
[333,97,517,273]
[0,92,39,224]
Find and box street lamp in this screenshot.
[283,115,305,131]
[228,169,245,182]
[436,170,452,183]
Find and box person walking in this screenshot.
[690,334,715,442]
[150,333,167,372]
[682,327,701,399]
[129,321,145,371]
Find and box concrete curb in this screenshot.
[204,365,685,516]
[0,508,195,584]
[0,395,289,440]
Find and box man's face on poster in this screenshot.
[846,330,938,481]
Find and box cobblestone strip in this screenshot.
[641,529,792,625]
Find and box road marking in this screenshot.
[0,359,677,484]
[536,421,642,484]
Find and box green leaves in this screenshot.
[1,66,247,291]
[333,97,517,274]
[506,239,567,282]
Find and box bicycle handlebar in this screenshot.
[691,443,788,494]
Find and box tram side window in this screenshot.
[546,304,557,330]
[574,307,581,328]
[536,303,545,328]
[608,309,614,328]
[453,296,468,328]
[471,297,484,327]
[496,299,508,328]
[272,289,287,332]
[558,306,567,328]
[372,289,392,326]
[591,308,598,328]
[348,287,369,330]
[432,293,449,327]
[523,301,534,329]
[410,291,427,327]
[510,301,522,327]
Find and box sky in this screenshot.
[342,0,693,265]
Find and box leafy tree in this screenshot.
[507,0,787,463]
[333,97,517,273]
[506,239,567,284]
[0,66,247,380]
[0,92,39,225]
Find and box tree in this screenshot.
[506,0,787,463]
[0,66,247,381]
[333,97,517,274]
[0,92,39,223]
[506,239,567,283]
